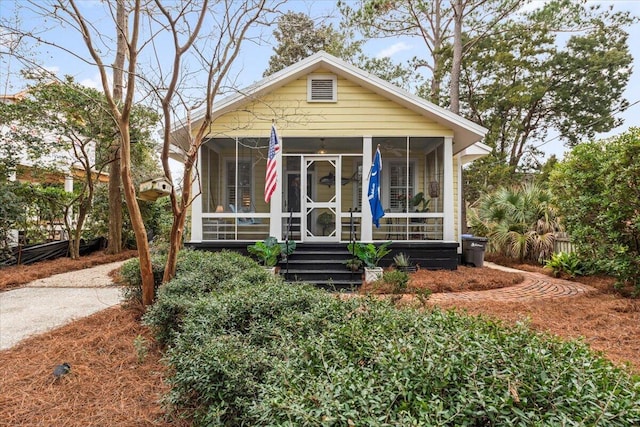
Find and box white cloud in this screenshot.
[375,42,413,59]
[80,73,107,91]
[517,0,549,14]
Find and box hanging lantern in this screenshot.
[429,181,440,198]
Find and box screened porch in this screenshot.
[194,135,451,243]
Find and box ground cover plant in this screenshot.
[2,251,639,426]
[140,251,640,425]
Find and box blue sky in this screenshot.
[2,0,638,161]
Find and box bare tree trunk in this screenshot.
[120,120,154,305]
[106,0,126,255]
[161,158,194,282]
[450,0,463,114]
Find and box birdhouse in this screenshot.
[138,177,171,201]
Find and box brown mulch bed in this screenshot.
[360,265,525,294]
[0,250,137,292]
[0,306,188,426]
[1,254,638,426]
[433,294,640,373]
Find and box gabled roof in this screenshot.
[172,51,488,154]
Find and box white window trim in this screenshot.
[307,74,337,102]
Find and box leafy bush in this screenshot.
[371,269,409,294]
[146,250,640,424]
[119,255,166,304]
[545,252,584,278]
[550,128,640,292]
[119,249,263,304]
[250,307,640,425]
[144,272,278,346]
[162,283,640,425]
[163,281,356,423]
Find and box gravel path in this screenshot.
[0,261,127,350]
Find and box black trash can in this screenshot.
[462,236,488,267]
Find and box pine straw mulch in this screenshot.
[360,265,525,294]
[1,255,638,426]
[0,305,188,427]
[0,250,138,292]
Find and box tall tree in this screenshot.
[460,0,634,168]
[0,78,158,258]
[264,11,360,77]
[265,11,415,89]
[340,0,523,110]
[106,0,127,255]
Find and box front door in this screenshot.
[303,156,340,242]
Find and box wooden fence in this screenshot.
[553,236,575,254]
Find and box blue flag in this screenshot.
[368,147,385,228]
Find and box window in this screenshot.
[226,159,252,210]
[307,74,337,102]
[388,161,415,212]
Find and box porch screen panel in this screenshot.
[226,159,252,211]
[424,141,444,213]
[201,142,220,213]
[374,137,412,212]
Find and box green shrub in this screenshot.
[162,286,640,425]
[372,269,409,293]
[545,251,584,278]
[550,129,640,293]
[251,307,640,426]
[119,249,264,304]
[164,282,357,424]
[119,255,166,304]
[143,269,274,346]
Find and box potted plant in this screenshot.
[344,257,363,272]
[393,252,417,273]
[347,241,392,283]
[280,239,296,261]
[410,192,430,223]
[247,236,282,273]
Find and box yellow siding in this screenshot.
[206,74,453,138]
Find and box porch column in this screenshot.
[64,174,73,192]
[190,147,203,242]
[443,136,454,241]
[456,153,463,252]
[269,138,283,241]
[361,136,373,242]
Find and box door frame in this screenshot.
[302,155,341,242]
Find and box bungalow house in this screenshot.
[172,51,489,282]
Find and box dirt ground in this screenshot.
[0,253,638,426]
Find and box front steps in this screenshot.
[279,243,362,292]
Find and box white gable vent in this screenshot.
[307,74,337,102]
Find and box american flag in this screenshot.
[264,124,280,203]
